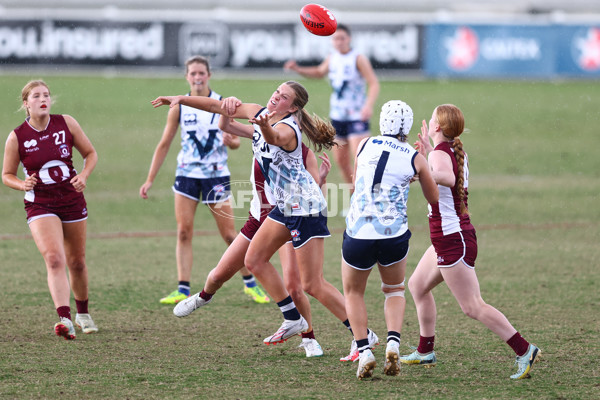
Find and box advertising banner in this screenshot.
[555,25,600,76]
[0,19,422,70]
[0,20,180,66]
[424,24,556,78]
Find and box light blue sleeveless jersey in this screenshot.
[176,91,230,179]
[251,108,326,216]
[328,49,366,121]
[346,136,417,239]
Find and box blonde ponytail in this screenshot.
[285,81,337,152]
[297,108,337,152]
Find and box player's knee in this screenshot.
[243,254,262,275]
[222,233,236,246]
[459,300,483,320]
[43,251,66,271]
[288,287,306,304]
[407,277,424,297]
[177,226,194,243]
[301,279,321,298]
[207,269,224,287]
[68,258,86,274]
[381,281,405,299]
[285,281,304,301]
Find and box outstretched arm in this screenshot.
[283,57,330,79]
[250,112,296,150]
[152,95,262,120]
[218,114,254,140]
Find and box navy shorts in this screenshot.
[268,207,330,248]
[331,120,370,141]
[173,175,231,204]
[432,229,477,268]
[342,230,411,270]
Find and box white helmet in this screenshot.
[379,100,413,137]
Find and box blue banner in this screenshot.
[425,24,558,78]
[555,25,600,76]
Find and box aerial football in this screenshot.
[300,4,337,36]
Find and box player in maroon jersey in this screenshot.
[2,80,98,340]
[399,104,540,379]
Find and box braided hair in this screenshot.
[435,104,469,216]
[285,81,337,152]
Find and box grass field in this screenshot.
[0,74,599,399]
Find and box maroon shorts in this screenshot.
[25,198,88,224]
[240,212,268,241]
[431,229,477,268]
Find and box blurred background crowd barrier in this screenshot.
[0,0,599,78]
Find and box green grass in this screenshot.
[0,75,599,399]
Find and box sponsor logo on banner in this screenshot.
[0,21,164,61]
[444,27,479,70]
[441,25,544,73]
[228,25,420,68]
[179,23,229,68]
[573,27,600,71]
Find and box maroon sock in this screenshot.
[75,299,89,314]
[57,306,71,320]
[417,335,435,354]
[507,332,529,356]
[301,330,316,340]
[199,289,213,301]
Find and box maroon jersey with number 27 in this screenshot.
[14,114,84,207]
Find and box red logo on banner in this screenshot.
[574,27,600,71]
[445,27,479,70]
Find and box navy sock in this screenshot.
[242,275,257,288]
[343,319,353,335]
[387,331,401,344]
[356,338,370,354]
[178,281,190,296]
[277,296,301,320]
